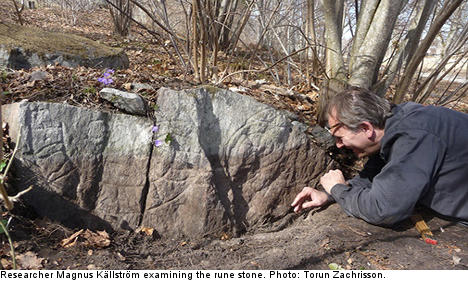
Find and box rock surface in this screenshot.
[3,101,152,231]
[3,87,334,238]
[0,23,129,70]
[144,87,334,238]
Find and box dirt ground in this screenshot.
[1,2,468,271]
[2,203,468,270]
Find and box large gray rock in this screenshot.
[0,23,129,70]
[2,87,334,238]
[141,87,334,238]
[2,102,152,231]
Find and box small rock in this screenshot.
[453,256,461,265]
[229,86,249,93]
[255,79,267,85]
[116,252,126,261]
[130,83,155,93]
[29,70,50,81]
[99,88,147,116]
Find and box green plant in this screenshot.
[165,133,173,144]
[82,86,97,95]
[1,70,7,83]
[0,160,7,173]
[0,219,7,234]
[0,218,16,269]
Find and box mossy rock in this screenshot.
[0,23,129,70]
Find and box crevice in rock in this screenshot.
[137,121,155,227]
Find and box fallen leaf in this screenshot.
[61,229,84,248]
[123,83,132,91]
[328,263,343,270]
[1,258,12,269]
[82,229,111,248]
[453,256,461,265]
[220,232,231,240]
[140,227,154,236]
[16,251,44,269]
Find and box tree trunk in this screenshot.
[11,0,25,26]
[192,0,200,82]
[108,0,133,37]
[393,0,464,104]
[348,0,406,89]
[320,0,346,81]
[349,0,380,72]
[373,0,436,96]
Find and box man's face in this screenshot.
[327,109,378,158]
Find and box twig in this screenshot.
[8,186,33,203]
[3,125,22,179]
[0,184,13,210]
[0,125,23,210]
[215,46,311,85]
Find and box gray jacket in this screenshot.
[330,102,468,225]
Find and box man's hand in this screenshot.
[320,169,346,194]
[291,187,330,213]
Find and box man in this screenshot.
[291,87,468,225]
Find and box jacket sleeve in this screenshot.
[347,154,387,189]
[330,130,445,225]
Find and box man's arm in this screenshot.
[329,131,445,225]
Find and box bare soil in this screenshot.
[2,203,468,270]
[1,2,468,270]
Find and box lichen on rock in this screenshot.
[0,23,129,70]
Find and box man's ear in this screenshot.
[359,122,375,139]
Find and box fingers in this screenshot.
[291,187,331,213]
[291,189,308,207]
[302,200,321,209]
[291,187,321,213]
[293,204,302,213]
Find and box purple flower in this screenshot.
[97,69,115,85]
[152,125,159,133]
[154,139,163,147]
[98,77,113,85]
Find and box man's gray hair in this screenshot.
[326,87,392,131]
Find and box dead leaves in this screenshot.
[60,229,84,248]
[1,251,43,270]
[139,226,154,236]
[61,229,111,249]
[16,251,44,269]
